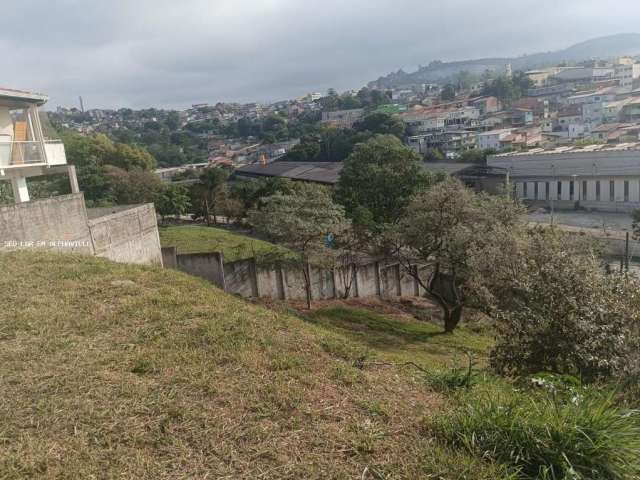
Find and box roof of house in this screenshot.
[0,87,48,107]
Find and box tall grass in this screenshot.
[428,386,640,479]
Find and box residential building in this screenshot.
[615,62,640,88]
[477,129,513,150]
[0,87,73,203]
[321,108,365,129]
[552,67,615,83]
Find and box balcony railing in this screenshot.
[0,140,66,168]
[0,141,45,167]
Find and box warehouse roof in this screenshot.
[234,161,343,184]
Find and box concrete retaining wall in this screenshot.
[0,194,162,266]
[172,251,425,301]
[87,203,162,266]
[0,193,93,253]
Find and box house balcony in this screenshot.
[0,140,67,169]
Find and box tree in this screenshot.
[104,166,165,205]
[230,177,293,216]
[487,227,640,381]
[156,185,191,223]
[457,148,496,164]
[423,148,445,163]
[394,178,524,332]
[249,183,349,309]
[354,113,405,138]
[335,135,429,231]
[194,167,229,225]
[481,72,533,104]
[440,84,457,101]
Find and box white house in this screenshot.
[0,87,73,203]
[477,129,513,150]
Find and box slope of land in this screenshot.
[369,33,640,89]
[159,225,286,261]
[0,251,503,479]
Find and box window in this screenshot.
[582,181,587,201]
[596,181,600,201]
[534,182,539,199]
[610,181,615,201]
[569,181,575,200]
[545,182,550,200]
[557,181,562,197]
[523,182,527,198]
[624,181,629,202]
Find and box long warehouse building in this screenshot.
[487,143,640,211]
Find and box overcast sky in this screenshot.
[2,0,639,109]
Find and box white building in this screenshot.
[615,63,640,88]
[477,129,513,150]
[0,88,73,203]
[321,108,365,129]
[488,143,640,211]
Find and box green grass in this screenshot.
[0,251,508,479]
[428,382,640,479]
[305,305,493,367]
[159,225,286,261]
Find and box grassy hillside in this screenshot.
[0,251,506,479]
[159,225,285,262]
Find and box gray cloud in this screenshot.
[1,0,639,109]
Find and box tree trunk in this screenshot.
[204,198,211,227]
[443,304,463,333]
[302,263,312,310]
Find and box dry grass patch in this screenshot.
[0,251,505,479]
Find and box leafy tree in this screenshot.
[394,178,524,332]
[108,143,156,171]
[457,148,497,164]
[335,135,428,230]
[481,72,533,104]
[440,84,457,101]
[487,227,640,381]
[230,177,293,215]
[424,148,445,163]
[165,111,181,131]
[354,113,405,138]
[285,135,321,162]
[191,167,230,225]
[156,184,191,223]
[249,183,349,309]
[104,166,165,205]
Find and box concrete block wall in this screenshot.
[87,203,163,266]
[178,252,226,287]
[0,194,163,266]
[0,193,93,253]
[172,251,426,302]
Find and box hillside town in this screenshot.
[2,4,640,476]
[48,55,640,214]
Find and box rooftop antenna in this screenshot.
[79,96,85,113]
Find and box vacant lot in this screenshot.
[0,251,508,479]
[159,225,286,262]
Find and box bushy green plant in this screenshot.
[424,355,481,393]
[487,228,640,382]
[428,385,640,479]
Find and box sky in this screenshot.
[1,0,639,110]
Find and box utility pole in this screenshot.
[625,231,630,273]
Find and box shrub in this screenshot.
[428,386,640,479]
[488,229,640,382]
[424,355,481,393]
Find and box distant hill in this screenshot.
[369,33,640,89]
